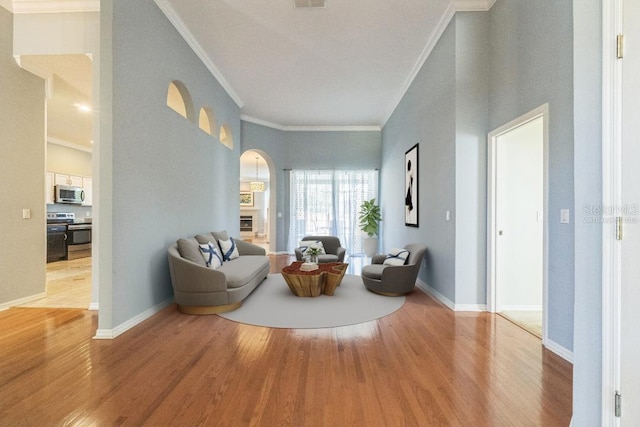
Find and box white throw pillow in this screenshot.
[298,240,325,254]
[383,248,410,266]
[199,241,223,269]
[219,237,240,261]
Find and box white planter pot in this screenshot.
[363,237,378,257]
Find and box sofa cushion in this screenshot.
[383,248,410,266]
[177,238,206,267]
[218,256,270,288]
[361,264,387,280]
[212,230,229,242]
[318,254,339,263]
[199,241,223,269]
[219,237,240,261]
[195,233,217,246]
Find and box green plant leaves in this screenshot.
[358,198,382,237]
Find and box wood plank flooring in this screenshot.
[0,256,573,426]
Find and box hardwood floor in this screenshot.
[1,255,572,426]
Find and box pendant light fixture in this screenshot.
[250,157,265,192]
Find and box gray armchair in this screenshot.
[294,235,346,263]
[361,243,427,296]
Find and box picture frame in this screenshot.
[404,143,419,227]
[240,191,254,207]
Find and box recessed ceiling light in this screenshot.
[74,103,92,113]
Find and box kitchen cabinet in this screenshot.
[55,173,83,187]
[45,172,55,204]
[82,177,93,206]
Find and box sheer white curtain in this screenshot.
[288,170,378,256]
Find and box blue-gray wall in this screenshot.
[380,0,575,353]
[241,121,381,252]
[381,19,457,301]
[572,1,602,424]
[489,0,575,351]
[455,12,490,305]
[102,0,242,329]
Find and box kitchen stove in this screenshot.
[46,213,92,262]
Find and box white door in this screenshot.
[495,118,544,316]
[620,0,640,422]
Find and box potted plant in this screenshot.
[359,198,382,257]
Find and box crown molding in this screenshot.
[48,136,93,153]
[241,115,381,132]
[6,1,99,14]
[154,0,244,109]
[380,0,495,127]
[381,2,456,127]
[453,0,497,12]
[241,115,286,131]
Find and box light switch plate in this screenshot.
[560,209,570,224]
[22,208,31,219]
[446,211,450,221]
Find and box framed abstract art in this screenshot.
[405,143,419,227]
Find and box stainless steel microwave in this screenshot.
[54,185,85,204]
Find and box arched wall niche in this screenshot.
[220,124,234,150]
[166,80,195,123]
[198,106,217,136]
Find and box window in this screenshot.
[288,170,378,255]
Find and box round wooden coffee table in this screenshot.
[281,262,348,297]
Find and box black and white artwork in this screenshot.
[405,143,419,227]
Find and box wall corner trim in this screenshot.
[93,297,174,340]
[0,292,47,312]
[545,338,574,364]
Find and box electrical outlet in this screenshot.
[560,209,570,224]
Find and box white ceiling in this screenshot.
[19,54,94,148]
[156,0,496,129]
[4,0,495,152]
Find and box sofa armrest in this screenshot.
[294,247,304,261]
[234,238,266,256]
[168,247,228,293]
[371,254,387,264]
[336,247,346,262]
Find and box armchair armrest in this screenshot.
[371,254,387,264]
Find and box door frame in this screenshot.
[602,0,623,424]
[487,103,549,345]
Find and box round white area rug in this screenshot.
[218,273,405,329]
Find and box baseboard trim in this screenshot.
[416,280,486,311]
[544,338,574,364]
[0,292,47,312]
[501,304,543,311]
[416,279,455,310]
[93,297,174,340]
[88,302,99,311]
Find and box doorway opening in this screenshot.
[19,54,95,309]
[240,150,274,254]
[487,104,548,342]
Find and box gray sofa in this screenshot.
[168,230,270,314]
